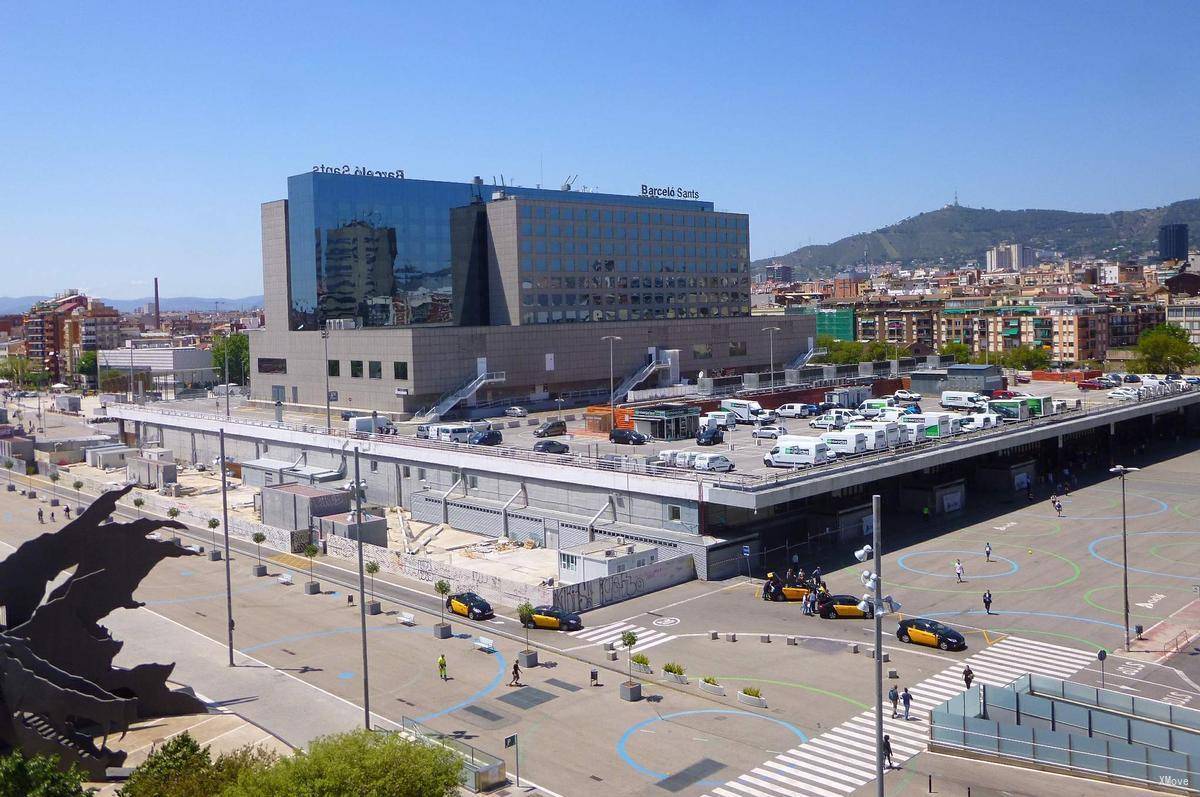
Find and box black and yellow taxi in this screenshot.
[760,573,811,602]
[817,594,873,619]
[445,592,494,621]
[896,618,966,651]
[523,605,583,632]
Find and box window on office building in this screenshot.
[350,360,363,378]
[560,553,577,571]
[393,361,408,380]
[368,360,382,379]
[370,460,378,473]
[729,341,747,357]
[327,360,339,377]
[692,344,712,360]
[257,358,287,374]
[668,504,682,521]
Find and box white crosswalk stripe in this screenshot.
[565,620,676,654]
[700,636,1095,797]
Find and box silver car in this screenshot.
[751,425,789,439]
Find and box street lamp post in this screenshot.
[601,335,622,430]
[322,327,332,431]
[220,430,235,667]
[223,330,231,419]
[1109,465,1139,651]
[853,495,890,797]
[353,448,371,729]
[762,326,780,387]
[556,397,565,421]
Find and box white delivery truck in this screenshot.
[820,430,869,456]
[720,398,776,424]
[348,415,394,433]
[900,412,953,439]
[763,435,831,467]
[940,391,988,410]
[700,410,737,430]
[846,420,901,449]
[433,424,474,442]
[857,397,897,418]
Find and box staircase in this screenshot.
[786,345,828,371]
[612,357,670,404]
[415,371,506,422]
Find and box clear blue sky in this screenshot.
[4,2,1197,299]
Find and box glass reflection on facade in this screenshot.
[286,172,713,331]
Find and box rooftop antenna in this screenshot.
[562,175,577,191]
[954,189,960,207]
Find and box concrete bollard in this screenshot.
[888,668,898,679]
[726,632,737,642]
[787,636,797,646]
[606,650,618,661]
[849,643,860,654]
[760,634,771,643]
[604,641,615,651]
[709,630,719,640]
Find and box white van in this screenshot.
[940,391,988,410]
[720,398,775,424]
[693,453,735,472]
[960,412,1000,432]
[700,411,737,430]
[348,415,394,434]
[820,430,868,456]
[776,403,816,419]
[857,397,897,418]
[901,412,953,439]
[764,436,831,467]
[846,420,901,449]
[434,424,474,443]
[673,451,700,469]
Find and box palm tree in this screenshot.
[207,518,220,548]
[132,496,145,518]
[303,543,319,586]
[252,532,266,566]
[517,601,535,653]
[621,630,639,685]
[72,479,83,513]
[434,579,451,625]
[365,561,380,600]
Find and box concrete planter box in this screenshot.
[699,680,726,697]
[170,536,182,547]
[664,672,688,685]
[208,549,222,561]
[26,490,36,499]
[433,622,452,639]
[5,484,13,492]
[49,498,59,507]
[737,691,767,709]
[366,600,382,615]
[252,564,268,577]
[620,681,642,702]
[632,662,653,675]
[304,581,321,595]
[518,650,539,668]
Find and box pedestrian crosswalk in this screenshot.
[701,636,1096,797]
[565,620,676,654]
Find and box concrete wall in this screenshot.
[552,554,696,614]
[316,514,388,547]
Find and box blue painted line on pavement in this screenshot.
[923,609,1125,630]
[413,649,507,723]
[1058,493,1169,521]
[337,671,355,680]
[1089,530,1200,581]
[897,550,1019,579]
[144,582,276,605]
[617,709,807,785]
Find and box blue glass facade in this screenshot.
[286,172,714,331]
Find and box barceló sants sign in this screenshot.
[313,164,405,179]
[641,184,699,200]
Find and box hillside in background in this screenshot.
[0,295,263,315]
[754,198,1200,279]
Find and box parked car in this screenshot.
[775,403,819,418]
[533,419,567,437]
[960,412,1000,432]
[533,439,569,454]
[810,412,848,430]
[1123,374,1142,383]
[1185,376,1200,386]
[896,618,966,651]
[469,429,503,446]
[751,424,789,439]
[1015,374,1031,384]
[1108,387,1140,401]
[990,389,1020,400]
[524,605,582,631]
[1077,379,1106,391]
[696,425,725,446]
[415,424,432,439]
[446,592,494,620]
[693,453,735,472]
[504,406,528,417]
[893,389,922,402]
[818,594,873,619]
[609,428,648,445]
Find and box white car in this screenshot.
[809,413,847,430]
[893,389,923,402]
[504,406,528,417]
[960,412,1000,431]
[775,403,816,418]
[752,425,789,439]
[1108,388,1140,401]
[693,453,735,472]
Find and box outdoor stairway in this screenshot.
[415,371,506,423]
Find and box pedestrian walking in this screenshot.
[510,661,522,687]
[901,687,913,720]
[888,685,899,718]
[37,508,43,524]
[963,665,975,689]
[882,734,895,769]
[954,559,964,583]
[1054,499,1063,518]
[984,542,992,562]
[49,511,55,522]
[983,590,993,615]
[437,654,448,681]
[811,565,822,583]
[63,506,70,519]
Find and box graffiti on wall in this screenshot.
[553,554,696,614]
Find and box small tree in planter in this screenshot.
[251,532,268,576]
[364,561,382,615]
[132,496,145,518]
[433,579,452,638]
[516,601,538,667]
[72,479,83,512]
[302,543,321,594]
[207,517,219,546]
[48,472,59,505]
[620,630,642,701]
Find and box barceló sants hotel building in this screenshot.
[251,168,813,417]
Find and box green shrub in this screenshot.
[663,662,685,676]
[740,686,762,698]
[630,653,650,667]
[702,676,719,686]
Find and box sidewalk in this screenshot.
[1125,598,1200,662]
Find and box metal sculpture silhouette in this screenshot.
[0,484,206,776]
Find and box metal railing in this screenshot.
[415,371,507,422]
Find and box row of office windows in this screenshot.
[692,342,747,359]
[520,306,749,324]
[521,292,748,308]
[519,222,746,245]
[518,204,747,230]
[519,239,747,261]
[522,274,746,290]
[327,360,409,380]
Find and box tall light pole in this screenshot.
[854,495,887,797]
[1109,465,1139,651]
[762,326,780,386]
[601,335,622,428]
[322,327,332,431]
[353,449,372,728]
[220,430,235,666]
[223,330,231,419]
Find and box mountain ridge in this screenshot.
[0,295,263,315]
